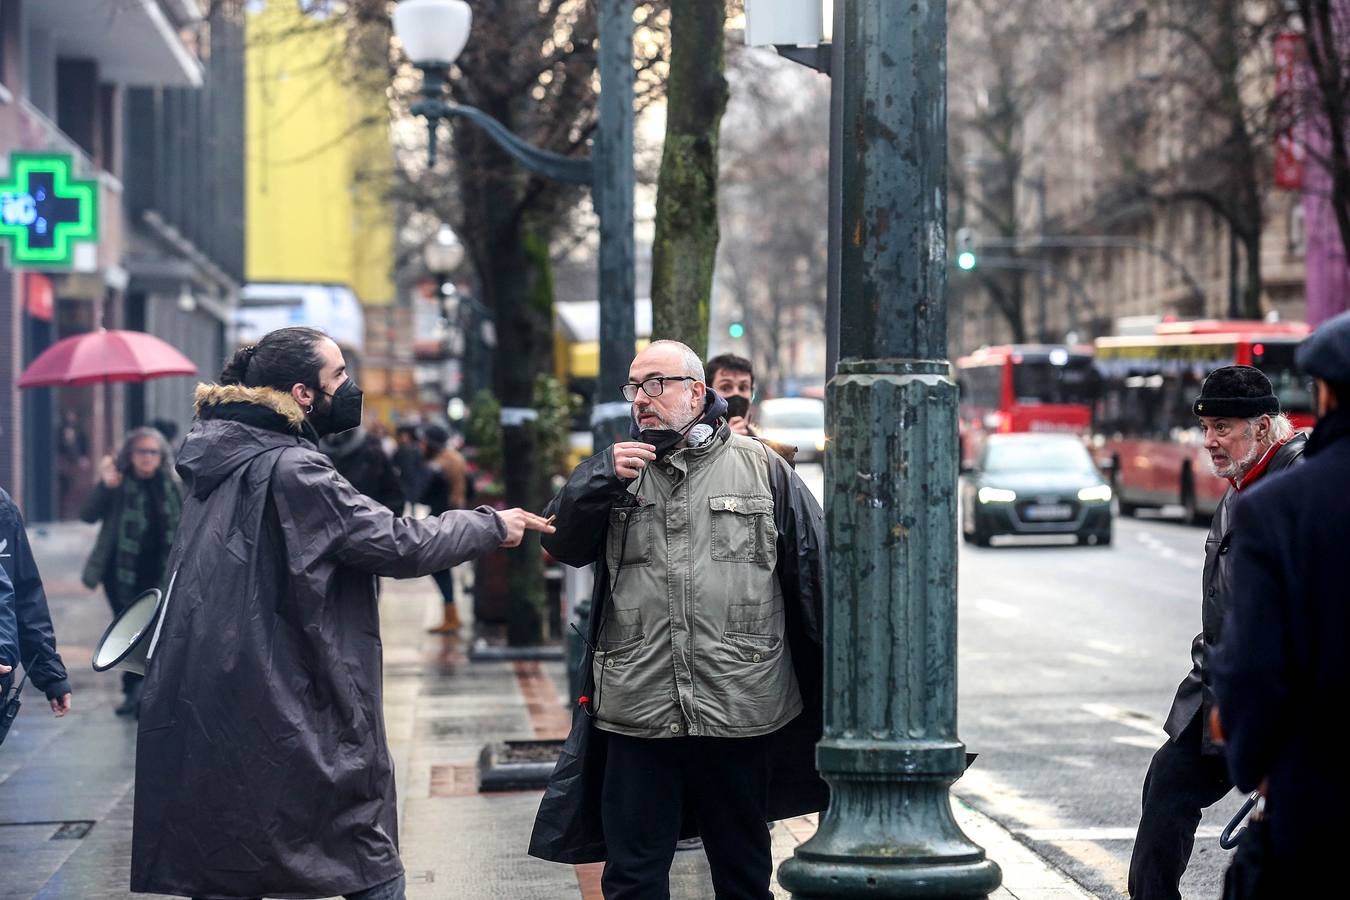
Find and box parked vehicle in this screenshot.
[961,433,1113,547]
[756,397,826,463]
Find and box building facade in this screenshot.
[0,0,240,520]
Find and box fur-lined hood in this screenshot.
[193,383,307,431]
[178,383,318,499]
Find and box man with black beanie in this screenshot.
[1128,365,1306,900]
[1211,311,1350,890]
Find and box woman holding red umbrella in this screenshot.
[79,426,182,716]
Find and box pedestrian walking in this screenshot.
[0,486,72,719]
[80,426,182,717]
[1211,311,1350,893]
[529,340,827,899]
[392,423,428,516]
[420,425,469,634]
[129,326,553,900]
[1127,366,1305,900]
[318,425,405,512]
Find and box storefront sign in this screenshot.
[0,153,99,268]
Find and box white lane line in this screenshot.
[1081,703,1168,739]
[1086,639,1126,656]
[1064,652,1110,668]
[1135,530,1203,571]
[1112,735,1165,750]
[972,597,1021,619]
[1021,826,1223,842]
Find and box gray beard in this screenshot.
[1209,439,1265,480]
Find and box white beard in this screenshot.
[1208,439,1265,480]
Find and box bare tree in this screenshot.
[1297,0,1350,268]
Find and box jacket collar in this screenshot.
[1231,432,1305,491]
[1307,407,1350,457]
[193,383,318,442]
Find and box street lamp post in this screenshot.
[395,0,633,666]
[774,0,1003,895]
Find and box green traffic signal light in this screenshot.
[728,322,745,338]
[957,251,977,270]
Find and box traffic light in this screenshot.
[955,227,977,270]
[728,321,745,339]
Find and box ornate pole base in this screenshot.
[778,750,1001,898]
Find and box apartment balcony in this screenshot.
[27,0,203,88]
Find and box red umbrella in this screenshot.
[17,328,197,387]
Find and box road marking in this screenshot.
[1021,825,1223,842]
[1135,531,1202,571]
[972,597,1020,619]
[1082,703,1167,739]
[1112,735,1164,750]
[956,768,1127,891]
[1086,639,1126,656]
[1064,652,1109,668]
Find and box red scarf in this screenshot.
[1231,435,1292,491]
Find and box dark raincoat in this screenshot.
[528,419,827,864]
[130,384,505,899]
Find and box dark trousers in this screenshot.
[601,732,774,900]
[430,567,457,607]
[103,582,144,697]
[1128,714,1233,900]
[192,872,405,900]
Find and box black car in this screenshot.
[961,433,1113,547]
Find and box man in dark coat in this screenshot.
[528,341,826,897]
[1212,311,1350,885]
[1128,366,1306,900]
[130,327,553,900]
[0,486,72,717]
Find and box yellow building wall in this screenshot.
[245,1,394,306]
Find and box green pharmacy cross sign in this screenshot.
[0,153,99,268]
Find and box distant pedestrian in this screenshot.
[129,325,553,900]
[392,422,428,515]
[319,425,405,512]
[0,486,72,718]
[1212,311,1350,891]
[80,427,182,718]
[420,425,469,634]
[529,341,827,897]
[1127,366,1305,900]
[56,410,91,520]
[706,353,756,436]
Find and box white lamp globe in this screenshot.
[425,224,465,272]
[393,0,473,67]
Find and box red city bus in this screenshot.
[1093,320,1316,522]
[956,345,1098,468]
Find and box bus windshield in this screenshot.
[1252,343,1316,414]
[1012,357,1099,405]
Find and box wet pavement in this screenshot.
[1,521,1093,899]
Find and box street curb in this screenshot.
[951,798,1096,899]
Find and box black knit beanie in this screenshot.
[1192,365,1280,418]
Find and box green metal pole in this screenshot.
[777,0,1002,895]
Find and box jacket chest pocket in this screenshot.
[709,495,775,564]
[607,500,656,568]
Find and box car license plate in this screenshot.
[1024,503,1072,521]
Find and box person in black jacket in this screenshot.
[0,486,72,718]
[1212,311,1350,890]
[318,425,405,513]
[1128,366,1306,900]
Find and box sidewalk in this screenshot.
[1,523,1094,899]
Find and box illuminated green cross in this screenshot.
[0,153,99,267]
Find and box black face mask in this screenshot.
[638,413,702,461]
[310,379,364,437]
[724,395,750,420]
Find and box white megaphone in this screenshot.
[92,588,164,677]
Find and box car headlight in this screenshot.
[977,487,1017,504]
[1078,485,1113,503]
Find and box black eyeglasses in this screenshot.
[620,376,696,402]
